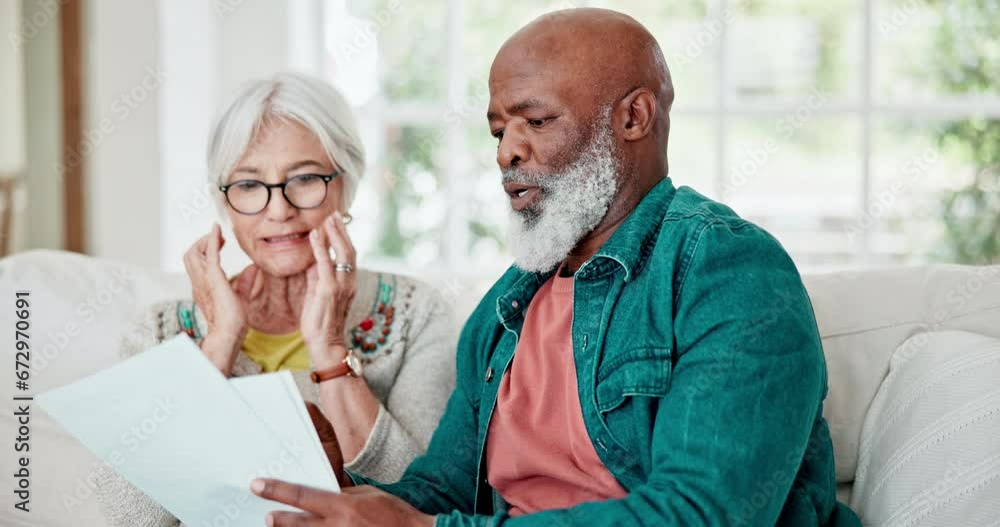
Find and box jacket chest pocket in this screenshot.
[594,346,673,466]
[596,346,673,413]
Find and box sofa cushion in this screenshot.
[2,250,999,524]
[849,330,1000,526]
[0,250,188,527]
[804,265,1000,484]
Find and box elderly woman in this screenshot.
[94,72,457,526]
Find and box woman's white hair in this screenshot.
[207,71,366,210]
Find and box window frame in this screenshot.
[323,0,1000,273]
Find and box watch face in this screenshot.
[347,352,364,377]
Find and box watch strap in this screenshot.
[310,361,353,383]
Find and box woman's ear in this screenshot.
[616,87,657,142]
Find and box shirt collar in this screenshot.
[495,269,554,326]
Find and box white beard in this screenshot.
[504,120,619,274]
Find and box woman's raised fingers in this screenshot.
[184,234,206,269]
[190,230,213,257]
[324,213,356,292]
[182,252,196,281]
[204,224,231,284]
[183,235,210,282]
[324,213,355,266]
[308,224,334,289]
[206,224,222,267]
[332,211,355,257]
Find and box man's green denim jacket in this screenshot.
[350,177,861,526]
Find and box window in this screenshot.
[324,0,1000,276]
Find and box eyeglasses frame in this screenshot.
[218,169,343,215]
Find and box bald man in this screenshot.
[252,9,861,527]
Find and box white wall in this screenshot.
[50,0,324,271]
[158,0,221,274]
[219,1,291,96]
[83,0,162,266]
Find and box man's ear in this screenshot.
[616,87,657,142]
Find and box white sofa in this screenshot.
[1,250,998,526]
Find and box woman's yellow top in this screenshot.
[241,328,311,372]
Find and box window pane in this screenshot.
[875,0,1000,101]
[463,1,716,105]
[355,126,447,267]
[667,114,718,199]
[724,116,863,271]
[327,0,447,104]
[464,126,512,274]
[463,1,577,101]
[871,119,1000,266]
[592,1,715,105]
[727,0,861,103]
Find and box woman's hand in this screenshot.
[183,223,259,375]
[300,212,357,370]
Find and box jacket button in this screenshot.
[511,300,519,309]
[485,367,494,382]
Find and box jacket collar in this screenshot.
[577,176,676,282]
[495,176,677,323]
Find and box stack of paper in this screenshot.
[37,334,339,527]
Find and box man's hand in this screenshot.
[251,479,436,527]
[305,402,352,488]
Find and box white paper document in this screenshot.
[37,334,339,527]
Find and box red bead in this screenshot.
[378,303,385,314]
[360,318,375,331]
[381,327,391,336]
[377,337,386,344]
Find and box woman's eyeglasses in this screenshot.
[219,170,342,215]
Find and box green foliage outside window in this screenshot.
[926,0,1000,264]
[357,0,999,267]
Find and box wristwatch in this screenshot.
[310,349,364,383]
